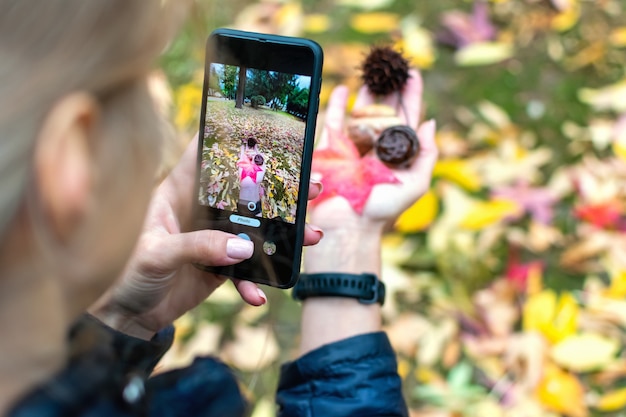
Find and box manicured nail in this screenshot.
[310,178,324,193]
[257,288,267,305]
[226,238,254,259]
[308,224,325,239]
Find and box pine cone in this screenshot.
[361,45,410,96]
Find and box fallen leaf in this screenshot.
[396,16,437,69]
[336,0,395,10]
[433,159,482,191]
[595,387,626,412]
[395,189,439,232]
[610,27,626,47]
[551,333,619,372]
[311,129,399,214]
[578,79,626,113]
[303,13,331,33]
[454,42,514,67]
[523,290,578,344]
[535,363,588,417]
[459,198,522,230]
[350,12,400,34]
[551,1,580,32]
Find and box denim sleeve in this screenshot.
[276,332,408,417]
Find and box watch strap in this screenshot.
[293,272,385,305]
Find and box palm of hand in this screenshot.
[309,69,437,230]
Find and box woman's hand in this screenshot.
[305,69,438,274]
[90,137,324,340]
[298,69,437,354]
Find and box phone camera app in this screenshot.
[198,63,312,225]
[263,241,277,256]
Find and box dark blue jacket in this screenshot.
[8,315,407,417]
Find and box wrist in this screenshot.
[89,303,156,341]
[303,227,383,275]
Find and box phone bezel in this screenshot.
[192,29,323,288]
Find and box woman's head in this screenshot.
[0,1,186,309]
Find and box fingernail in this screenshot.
[308,224,325,239]
[226,238,254,259]
[310,178,324,193]
[257,288,267,305]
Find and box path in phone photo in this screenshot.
[199,99,305,223]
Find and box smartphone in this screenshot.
[192,29,323,288]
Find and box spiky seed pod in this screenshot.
[361,45,410,96]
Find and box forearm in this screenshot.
[299,227,383,355]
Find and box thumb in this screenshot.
[162,230,254,270]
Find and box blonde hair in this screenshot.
[0,1,187,238]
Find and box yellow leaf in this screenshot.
[606,270,626,299]
[395,16,436,69]
[614,140,626,161]
[551,1,580,32]
[551,333,619,372]
[395,189,438,232]
[174,83,202,130]
[610,27,626,47]
[432,159,481,191]
[350,12,399,34]
[523,290,578,343]
[459,198,521,230]
[524,290,557,333]
[397,358,411,379]
[536,364,588,417]
[304,14,331,33]
[454,41,514,67]
[595,387,626,412]
[550,292,579,342]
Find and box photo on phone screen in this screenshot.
[198,64,311,224]
[193,30,322,288]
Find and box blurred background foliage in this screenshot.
[158,1,626,416]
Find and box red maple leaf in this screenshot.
[311,129,400,214]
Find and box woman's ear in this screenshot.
[33,92,100,242]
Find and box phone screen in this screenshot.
[193,30,322,288]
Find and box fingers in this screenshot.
[354,69,423,130]
[352,84,376,110]
[166,230,254,269]
[307,179,323,201]
[304,223,324,246]
[397,69,423,130]
[411,119,438,178]
[318,85,350,149]
[231,279,267,306]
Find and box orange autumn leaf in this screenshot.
[311,129,399,214]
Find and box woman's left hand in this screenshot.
[90,137,324,340]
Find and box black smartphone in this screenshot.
[192,29,323,288]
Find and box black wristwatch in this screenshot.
[292,272,386,305]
